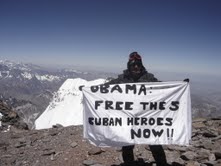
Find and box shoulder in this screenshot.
[139,71,159,82]
[105,70,132,85]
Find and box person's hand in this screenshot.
[183,78,189,82]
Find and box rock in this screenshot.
[202,140,212,150]
[212,141,221,151]
[211,135,221,141]
[202,160,217,166]
[70,141,78,148]
[193,118,207,123]
[14,142,26,148]
[165,150,181,164]
[197,148,211,160]
[83,159,97,165]
[16,121,29,130]
[181,151,197,160]
[203,132,217,138]
[52,124,63,128]
[88,147,104,155]
[209,153,216,161]
[172,158,185,165]
[192,122,206,129]
[167,145,188,152]
[42,149,56,156]
[49,130,59,136]
[0,102,29,131]
[185,161,201,166]
[214,151,221,160]
[8,111,18,119]
[1,154,12,158]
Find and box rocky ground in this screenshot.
[0,118,221,166]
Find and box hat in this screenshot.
[127,52,143,69]
[129,52,142,61]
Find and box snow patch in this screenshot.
[35,78,106,129]
[64,69,88,74]
[0,71,11,78]
[36,74,60,82]
[21,72,33,80]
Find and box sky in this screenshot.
[0,0,221,77]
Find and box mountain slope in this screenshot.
[35,78,106,129]
[0,59,116,129]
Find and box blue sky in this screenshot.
[0,0,221,77]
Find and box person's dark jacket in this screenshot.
[106,68,159,85]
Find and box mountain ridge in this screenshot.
[0,59,116,129]
[35,78,106,129]
[0,59,221,130]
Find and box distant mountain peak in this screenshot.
[35,78,106,129]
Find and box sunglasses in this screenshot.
[129,53,141,61]
[130,61,142,67]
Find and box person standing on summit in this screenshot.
[106,52,168,165]
[107,52,158,84]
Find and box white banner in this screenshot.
[82,81,191,147]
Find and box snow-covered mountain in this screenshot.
[0,59,92,82]
[35,78,106,129]
[0,59,116,129]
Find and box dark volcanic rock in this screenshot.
[0,118,221,166]
[0,101,29,131]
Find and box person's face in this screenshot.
[129,61,142,75]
